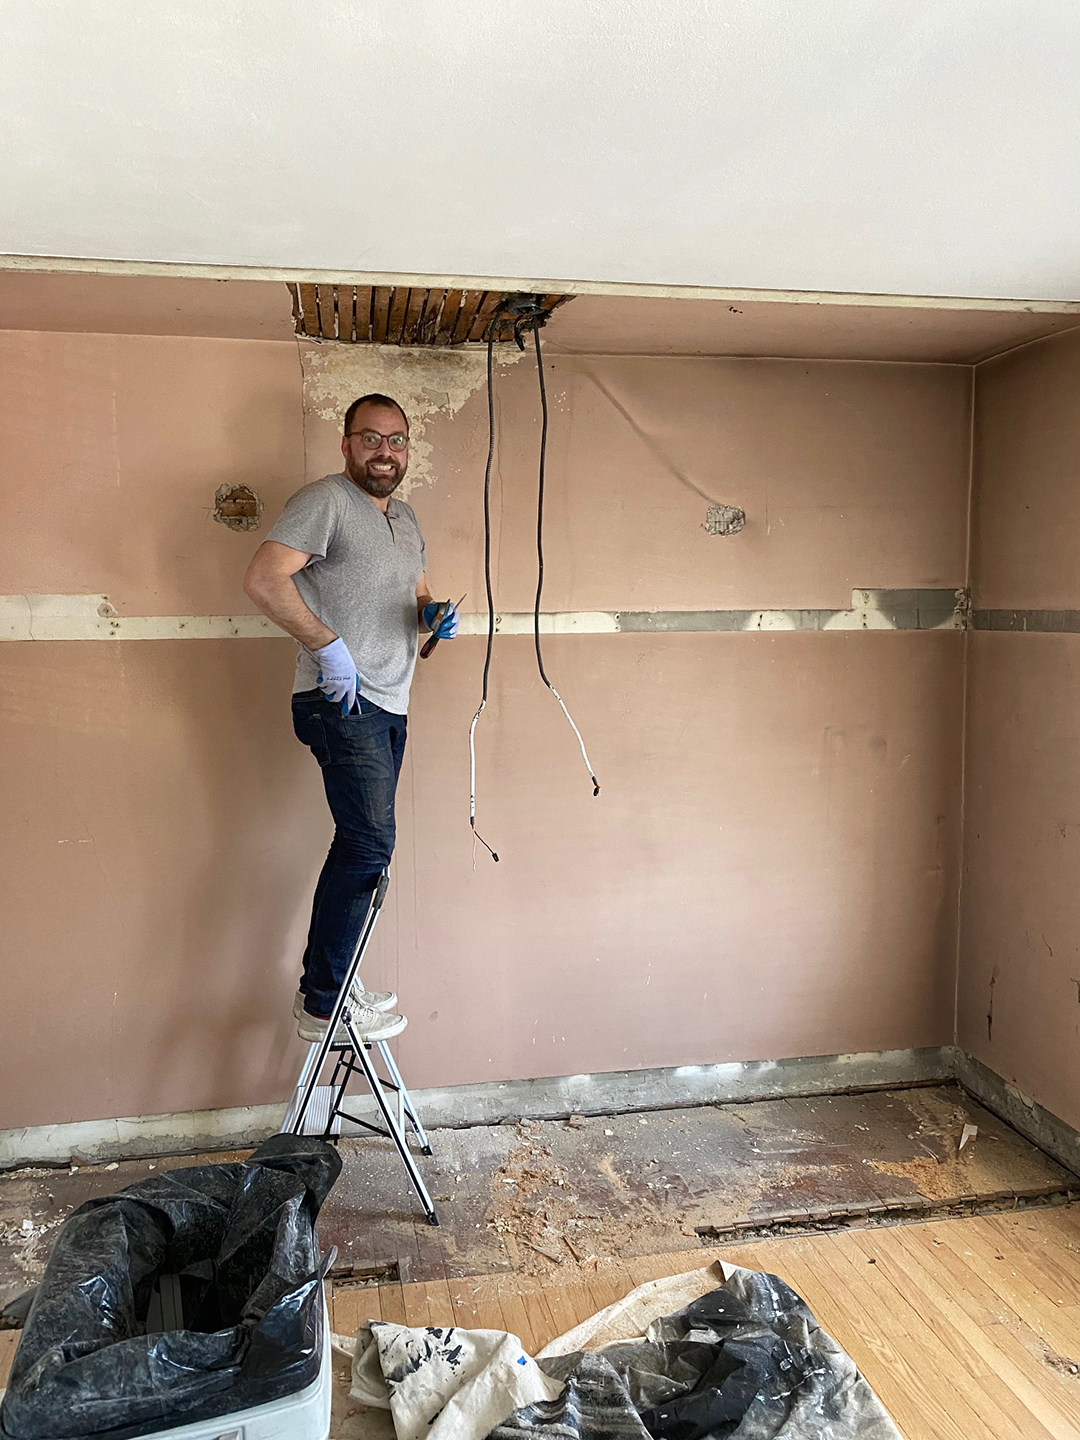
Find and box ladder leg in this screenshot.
[285,871,390,1135]
[345,1019,439,1226]
[281,1041,320,1133]
[376,1040,433,1155]
[321,1051,353,1139]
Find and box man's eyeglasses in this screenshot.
[346,429,409,452]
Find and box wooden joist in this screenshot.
[287,284,570,346]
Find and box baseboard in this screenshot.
[0,1046,952,1169]
[334,1045,955,1132]
[0,1103,287,1171]
[952,1050,1080,1177]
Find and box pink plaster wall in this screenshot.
[958,329,1080,1132]
[0,325,970,1129]
[0,329,303,615]
[302,353,971,613]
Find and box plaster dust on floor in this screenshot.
[484,1118,698,1279]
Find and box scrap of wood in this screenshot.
[525,1241,564,1263]
[328,1260,399,1286]
[959,1123,978,1152]
[563,1236,596,1263]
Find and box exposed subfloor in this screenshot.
[1,1082,1075,1305]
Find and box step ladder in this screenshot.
[281,871,439,1226]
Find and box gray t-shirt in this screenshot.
[266,473,426,714]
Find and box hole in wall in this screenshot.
[703,504,746,536]
[213,484,263,532]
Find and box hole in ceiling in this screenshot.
[288,284,571,346]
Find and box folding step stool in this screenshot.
[281,871,439,1226]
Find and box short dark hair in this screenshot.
[343,393,409,435]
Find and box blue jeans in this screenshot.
[291,689,407,1015]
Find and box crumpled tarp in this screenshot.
[349,1263,901,1440]
[0,1133,341,1440]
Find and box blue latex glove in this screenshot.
[310,637,360,715]
[423,600,459,639]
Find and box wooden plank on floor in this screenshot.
[417,1277,457,1329]
[824,1230,1045,1440]
[494,1273,545,1353]
[935,1216,1080,1357]
[400,1279,434,1327]
[377,1280,407,1326]
[622,1248,711,1286]
[985,1212,1080,1306]
[582,1258,636,1318]
[330,1282,383,1338]
[842,1227,1057,1440]
[777,1242,974,1440]
[535,1278,589,1343]
[0,1330,18,1388]
[897,1219,1080,1433]
[359,1212,1080,1440]
[460,1273,508,1332]
[850,1225,1065,1440]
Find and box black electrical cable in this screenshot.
[531,325,601,797]
[468,304,601,861]
[467,332,500,862]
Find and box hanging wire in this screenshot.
[531,325,601,797]
[468,301,601,864]
[467,331,500,863]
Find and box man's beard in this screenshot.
[345,454,405,499]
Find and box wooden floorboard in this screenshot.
[331,1206,1080,1440]
[4,1207,1078,1439]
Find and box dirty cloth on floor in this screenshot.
[351,1325,561,1440]
[347,1263,901,1440]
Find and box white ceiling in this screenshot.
[4,1,1080,302]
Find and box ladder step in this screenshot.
[294,1084,341,1137]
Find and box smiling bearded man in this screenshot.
[243,393,460,1046]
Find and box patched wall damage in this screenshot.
[301,341,523,497]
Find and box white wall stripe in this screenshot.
[0,590,964,642]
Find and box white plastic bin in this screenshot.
[135,1286,331,1440]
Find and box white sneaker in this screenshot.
[297,1001,407,1046]
[293,986,397,1019]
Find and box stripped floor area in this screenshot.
[0,1083,1075,1300]
[316,1082,1077,1282]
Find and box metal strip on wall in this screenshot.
[973,609,1080,633]
[1,589,967,641]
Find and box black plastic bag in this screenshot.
[0,1134,341,1440]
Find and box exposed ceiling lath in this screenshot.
[287,283,570,346]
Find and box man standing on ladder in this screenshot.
[244,393,459,1048]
